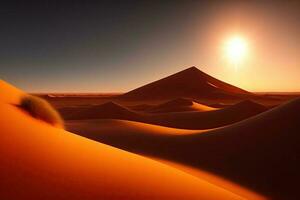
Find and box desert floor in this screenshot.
[1,68,299,199]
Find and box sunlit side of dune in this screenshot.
[192,101,217,111]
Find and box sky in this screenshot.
[1,0,300,92]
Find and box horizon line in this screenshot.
[29,91,300,95]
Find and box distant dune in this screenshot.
[148,97,217,113]
[59,101,140,120]
[119,66,251,101]
[61,99,267,129]
[67,98,300,199]
[0,81,246,200]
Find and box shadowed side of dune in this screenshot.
[67,98,300,199]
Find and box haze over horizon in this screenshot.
[1,1,300,93]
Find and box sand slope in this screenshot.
[67,98,300,199]
[120,66,250,100]
[0,81,245,200]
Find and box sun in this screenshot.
[225,36,247,66]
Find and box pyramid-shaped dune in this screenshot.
[0,81,246,199]
[120,66,251,100]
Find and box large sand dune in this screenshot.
[120,66,251,100]
[0,81,247,199]
[61,99,267,129]
[67,98,300,199]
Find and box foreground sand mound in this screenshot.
[67,98,300,199]
[0,81,245,199]
[120,66,250,101]
[59,101,139,120]
[148,98,216,113]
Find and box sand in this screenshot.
[67,98,300,199]
[0,80,246,200]
[2,66,299,200]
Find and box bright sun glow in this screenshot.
[225,36,247,67]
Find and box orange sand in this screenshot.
[0,80,245,199]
